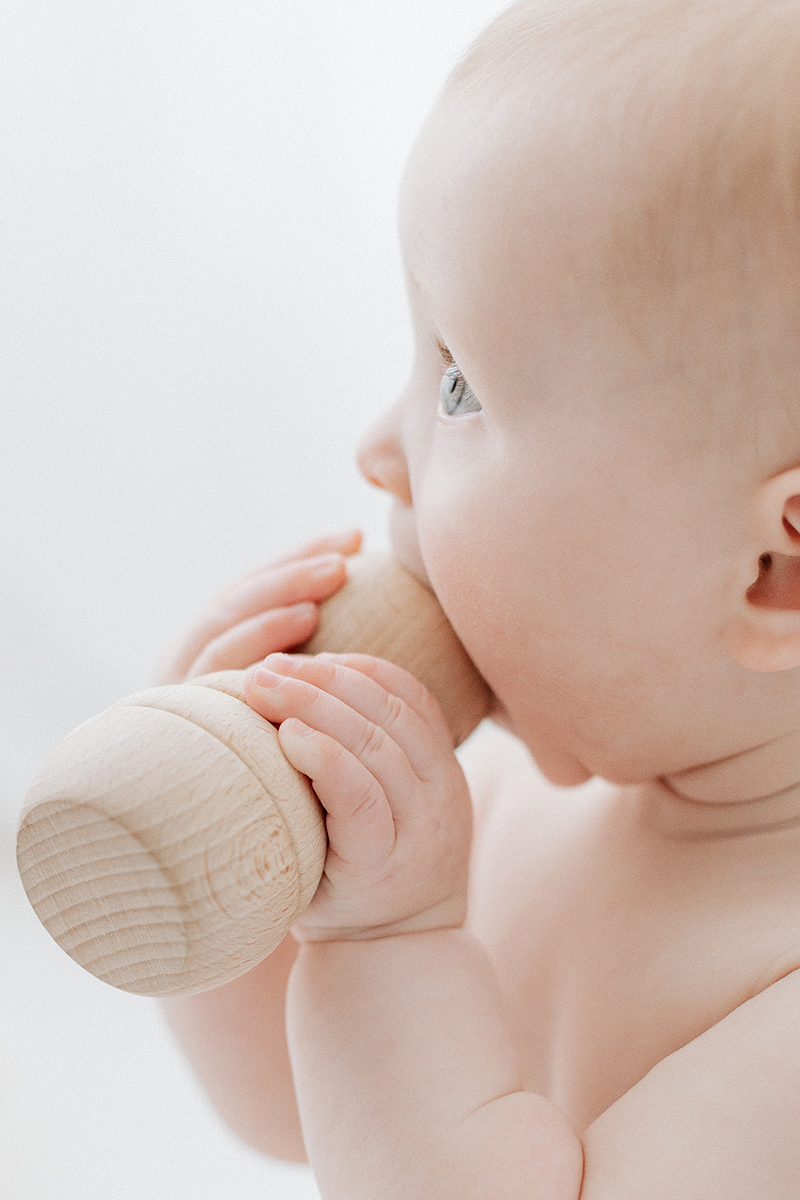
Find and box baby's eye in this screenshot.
[439,363,482,417]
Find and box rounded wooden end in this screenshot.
[17,797,190,995]
[305,555,492,746]
[18,688,327,996]
[17,554,490,997]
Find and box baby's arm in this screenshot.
[247,652,800,1198]
[581,971,800,1196]
[245,650,582,1193]
[159,529,360,1162]
[164,935,304,1159]
[289,918,800,1197]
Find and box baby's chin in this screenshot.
[487,702,595,787]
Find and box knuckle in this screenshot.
[379,689,406,732]
[296,677,336,723]
[352,719,385,763]
[312,658,341,689]
[325,735,348,766]
[347,778,382,821]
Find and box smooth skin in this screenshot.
[164,2,800,1194]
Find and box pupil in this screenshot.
[441,366,462,403]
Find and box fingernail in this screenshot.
[308,553,343,579]
[266,652,294,667]
[291,602,316,619]
[329,528,360,546]
[251,667,285,689]
[286,718,314,738]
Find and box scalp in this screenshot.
[439,1,800,462]
[447,0,800,258]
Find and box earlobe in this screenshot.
[722,468,800,672]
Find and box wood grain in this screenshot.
[17,556,490,996]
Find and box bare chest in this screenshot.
[466,771,800,1134]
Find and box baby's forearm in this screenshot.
[163,934,306,1162]
[287,930,583,1199]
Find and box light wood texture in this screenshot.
[17,556,491,997]
[305,555,490,747]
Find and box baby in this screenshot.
[161,1,800,1194]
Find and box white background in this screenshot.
[0,2,507,1196]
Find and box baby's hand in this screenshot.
[155,529,362,684]
[243,652,473,942]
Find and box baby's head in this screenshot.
[359,0,800,789]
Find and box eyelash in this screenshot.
[435,340,482,417]
[436,340,455,368]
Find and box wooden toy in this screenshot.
[17,556,491,998]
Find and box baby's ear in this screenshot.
[723,467,800,671]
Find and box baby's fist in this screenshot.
[244,652,473,942]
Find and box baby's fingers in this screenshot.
[184,604,318,678]
[157,552,349,683]
[278,718,395,869]
[247,665,420,806]
[251,652,452,780]
[269,528,362,569]
[315,652,453,747]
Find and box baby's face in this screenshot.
[359,84,755,786]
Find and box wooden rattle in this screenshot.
[17,556,491,999]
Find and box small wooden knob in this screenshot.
[17,556,490,997]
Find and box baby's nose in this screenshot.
[357,409,412,506]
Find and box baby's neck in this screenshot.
[643,729,800,839]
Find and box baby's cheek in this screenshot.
[422,536,502,680]
[419,514,591,786]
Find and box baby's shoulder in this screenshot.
[459,723,800,1145]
